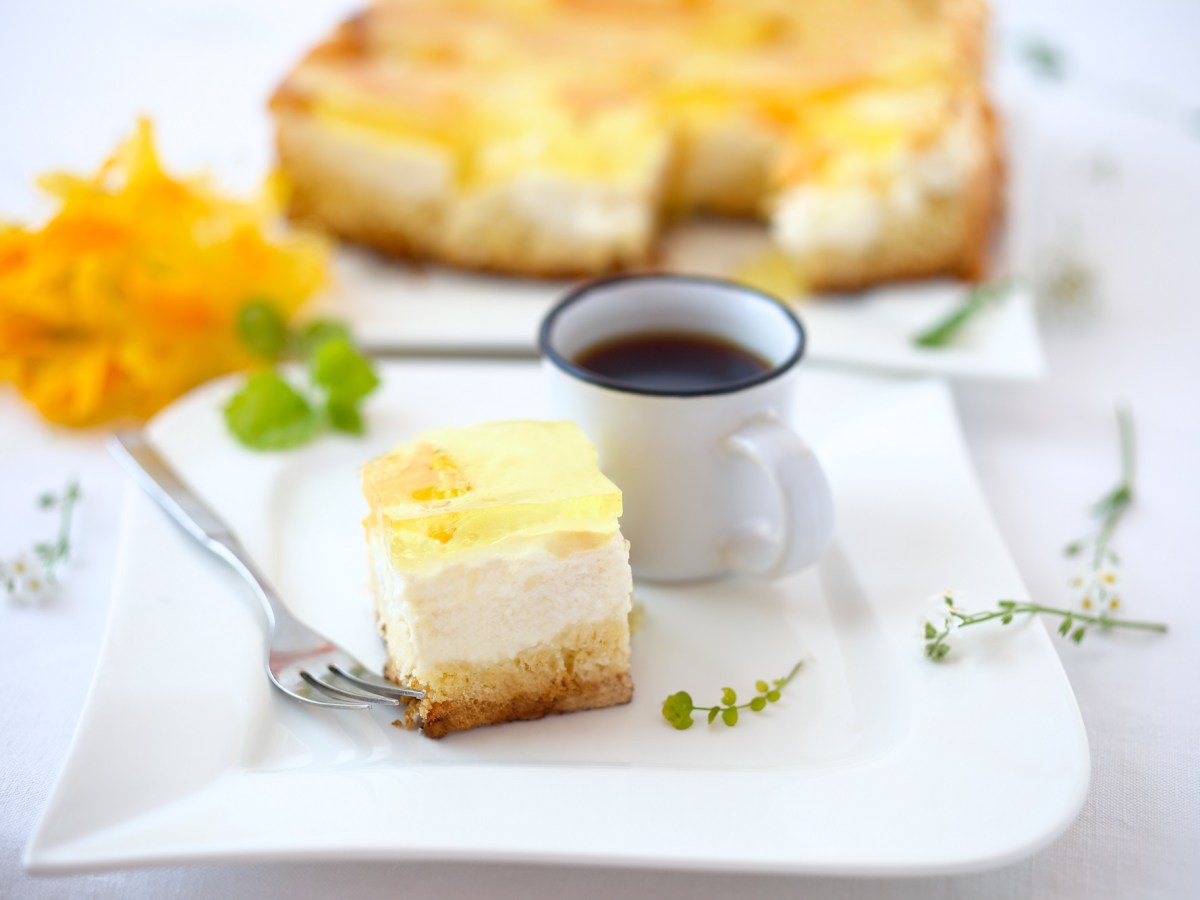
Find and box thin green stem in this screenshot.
[927,599,1169,660]
[913,280,1013,348]
[960,602,1167,633]
[691,661,805,712]
[55,480,81,571]
[1117,405,1136,490]
[775,660,805,687]
[1069,407,1135,567]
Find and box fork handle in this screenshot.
[108,429,288,630]
[109,429,238,548]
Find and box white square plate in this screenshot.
[27,361,1086,875]
[320,220,1044,380]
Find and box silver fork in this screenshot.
[109,429,423,711]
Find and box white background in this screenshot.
[2,0,1199,897]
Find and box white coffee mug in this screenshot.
[539,274,834,583]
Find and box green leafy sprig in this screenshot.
[224,300,380,451]
[913,280,1014,348]
[923,595,1166,661]
[661,661,804,730]
[924,407,1167,662]
[2,479,82,605]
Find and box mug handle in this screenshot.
[721,417,834,578]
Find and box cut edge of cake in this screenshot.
[361,421,635,738]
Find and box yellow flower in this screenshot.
[0,119,327,426]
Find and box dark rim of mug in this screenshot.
[538,273,807,398]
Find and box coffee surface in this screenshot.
[573,332,770,392]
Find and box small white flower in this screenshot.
[4,553,55,606]
[921,592,961,637]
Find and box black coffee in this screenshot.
[573,332,771,392]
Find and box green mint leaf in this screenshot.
[224,372,321,451]
[237,299,289,360]
[311,335,379,404]
[721,707,738,727]
[296,318,352,361]
[749,696,767,712]
[326,397,365,435]
[661,691,695,730]
[720,687,737,706]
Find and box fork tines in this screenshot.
[299,665,425,708]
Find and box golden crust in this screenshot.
[390,665,633,739]
[384,618,633,738]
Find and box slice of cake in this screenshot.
[271,0,1000,291]
[361,420,634,738]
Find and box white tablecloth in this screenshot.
[2,1,1198,897]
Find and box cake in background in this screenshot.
[271,0,1000,292]
[361,420,634,738]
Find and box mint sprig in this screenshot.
[225,371,322,450]
[224,301,379,450]
[662,661,804,730]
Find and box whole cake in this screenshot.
[361,420,634,737]
[271,0,1000,291]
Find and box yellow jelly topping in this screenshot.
[361,420,622,561]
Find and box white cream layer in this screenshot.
[371,529,632,673]
[771,114,983,255]
[296,114,657,247]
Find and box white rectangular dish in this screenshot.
[27,361,1085,875]
[320,221,1044,380]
